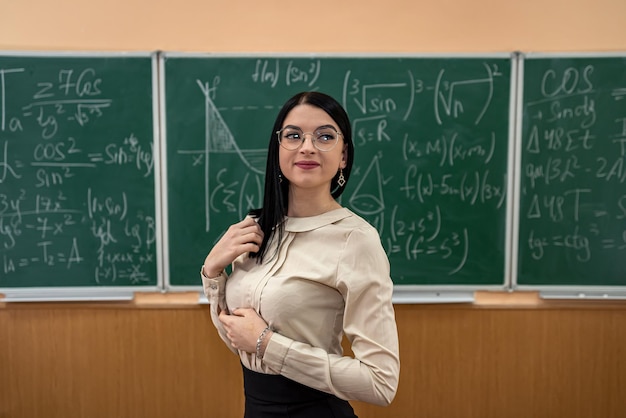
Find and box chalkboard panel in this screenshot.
[516,53,626,289]
[0,53,159,295]
[163,54,514,290]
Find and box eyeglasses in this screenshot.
[276,126,343,152]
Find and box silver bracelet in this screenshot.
[255,326,272,359]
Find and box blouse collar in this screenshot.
[284,207,352,232]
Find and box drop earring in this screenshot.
[278,172,283,183]
[337,169,345,187]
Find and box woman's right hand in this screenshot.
[202,217,264,277]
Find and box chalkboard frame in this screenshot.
[512,52,626,299]
[160,52,519,303]
[0,51,163,302]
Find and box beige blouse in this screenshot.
[202,207,400,406]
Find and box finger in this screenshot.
[230,307,248,317]
[236,218,259,232]
[226,227,263,250]
[239,224,263,241]
[240,216,259,226]
[239,217,263,232]
[218,309,231,325]
[232,307,259,319]
[240,232,263,247]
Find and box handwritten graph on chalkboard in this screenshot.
[516,54,626,289]
[196,83,266,233]
[162,55,514,289]
[0,54,159,291]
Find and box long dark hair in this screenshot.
[248,91,354,263]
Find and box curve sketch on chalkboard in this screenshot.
[198,80,265,232]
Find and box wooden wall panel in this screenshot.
[0,306,243,418]
[1,302,625,418]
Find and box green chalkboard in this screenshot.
[163,54,514,289]
[0,53,159,293]
[517,54,626,289]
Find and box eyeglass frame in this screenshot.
[276,125,344,152]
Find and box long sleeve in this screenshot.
[201,270,238,355]
[260,225,400,406]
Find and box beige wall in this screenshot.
[1,0,626,52]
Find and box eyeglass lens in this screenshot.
[277,127,340,151]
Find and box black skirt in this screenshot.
[242,364,358,418]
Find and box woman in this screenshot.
[201,91,400,417]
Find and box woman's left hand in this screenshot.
[218,308,269,354]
